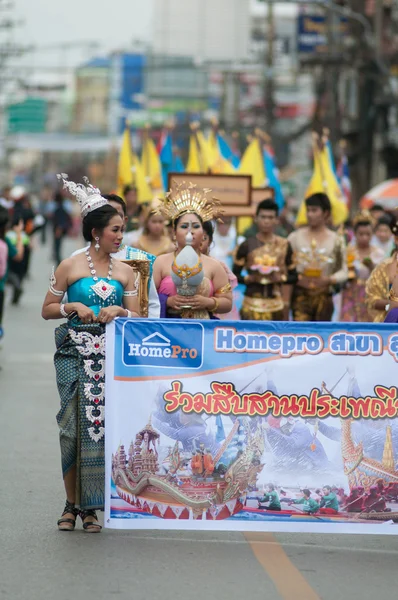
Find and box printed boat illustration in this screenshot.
[111,417,265,520]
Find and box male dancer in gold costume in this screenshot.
[233,198,296,320]
[288,193,347,321]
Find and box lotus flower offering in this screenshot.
[171,245,204,303]
[251,254,280,276]
[297,239,333,278]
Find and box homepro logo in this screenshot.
[122,322,204,369]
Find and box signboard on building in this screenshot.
[297,14,348,55]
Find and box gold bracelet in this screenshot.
[390,291,398,302]
[209,297,219,313]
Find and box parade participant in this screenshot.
[71,193,160,319]
[233,199,296,321]
[0,208,23,338]
[211,216,237,268]
[366,219,398,322]
[258,484,281,511]
[288,193,347,321]
[319,485,339,515]
[122,184,143,244]
[41,175,140,533]
[372,216,394,258]
[290,489,319,514]
[201,220,239,320]
[0,186,12,210]
[52,191,72,265]
[369,204,386,223]
[136,202,174,256]
[153,181,232,319]
[340,212,384,322]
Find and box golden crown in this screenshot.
[352,210,374,228]
[156,180,223,223]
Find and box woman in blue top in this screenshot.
[42,175,140,533]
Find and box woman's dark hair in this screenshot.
[305,193,331,214]
[102,193,126,216]
[302,488,311,497]
[173,212,203,229]
[54,191,64,205]
[202,220,214,244]
[354,219,373,233]
[82,204,120,242]
[123,184,137,196]
[376,215,394,232]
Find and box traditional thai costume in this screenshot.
[52,174,139,511]
[233,235,296,321]
[288,228,347,321]
[55,277,124,510]
[71,244,159,318]
[366,256,396,322]
[340,244,384,322]
[136,231,174,257]
[155,181,231,320]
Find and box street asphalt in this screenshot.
[1,238,397,600]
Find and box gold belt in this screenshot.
[243,295,284,313]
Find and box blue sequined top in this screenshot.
[67,277,124,318]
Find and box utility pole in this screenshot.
[265,0,275,132]
[374,0,383,61]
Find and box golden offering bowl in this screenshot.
[303,267,322,278]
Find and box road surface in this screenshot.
[1,240,397,600]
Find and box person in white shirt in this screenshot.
[371,216,395,259]
[71,194,160,318]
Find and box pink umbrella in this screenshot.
[360,179,398,210]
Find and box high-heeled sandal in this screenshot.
[79,509,102,533]
[57,500,79,531]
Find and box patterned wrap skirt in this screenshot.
[54,322,106,510]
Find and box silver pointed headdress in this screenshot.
[56,173,108,218]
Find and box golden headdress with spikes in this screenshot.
[156,180,223,223]
[352,210,375,228]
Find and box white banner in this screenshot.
[105,318,398,534]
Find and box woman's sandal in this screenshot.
[80,509,102,533]
[57,500,79,532]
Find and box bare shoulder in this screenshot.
[202,254,220,268]
[155,252,174,264]
[115,260,135,277]
[56,256,76,273]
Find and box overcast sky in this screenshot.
[13,0,153,71]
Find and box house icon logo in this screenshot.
[141,332,170,347]
[122,322,204,370]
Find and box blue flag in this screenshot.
[263,149,285,210]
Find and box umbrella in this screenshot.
[360,179,398,210]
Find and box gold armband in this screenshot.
[209,297,219,313]
[215,283,232,296]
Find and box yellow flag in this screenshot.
[207,131,236,174]
[141,136,163,190]
[131,152,153,205]
[296,144,348,226]
[117,126,133,194]
[196,131,211,172]
[319,146,348,226]
[186,134,202,173]
[239,139,266,187]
